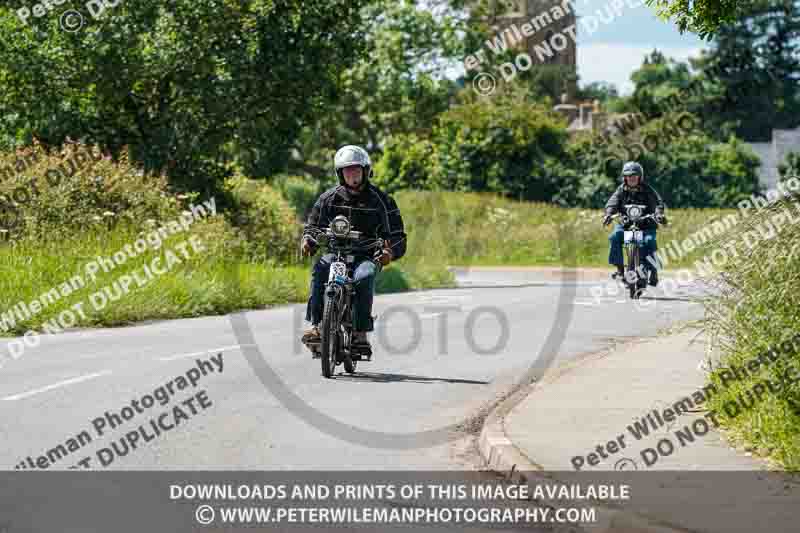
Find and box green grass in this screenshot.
[396,190,737,269]
[0,190,738,337]
[701,196,800,469]
[0,222,309,336]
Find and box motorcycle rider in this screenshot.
[602,161,666,286]
[300,145,406,354]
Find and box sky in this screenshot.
[574,0,709,94]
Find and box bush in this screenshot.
[272,174,320,219]
[636,116,761,208]
[372,98,571,201]
[372,134,435,194]
[0,142,183,241]
[573,113,762,209]
[428,99,570,201]
[224,174,301,264]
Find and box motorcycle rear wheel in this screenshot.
[320,297,339,378]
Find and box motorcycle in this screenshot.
[303,215,385,378]
[611,204,660,300]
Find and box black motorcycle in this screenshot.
[303,215,385,378]
[611,204,660,300]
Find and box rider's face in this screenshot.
[343,165,364,189]
[625,174,641,187]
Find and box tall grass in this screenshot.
[0,218,308,336]
[1,188,737,337]
[702,195,800,469]
[396,190,736,269]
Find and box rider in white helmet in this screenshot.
[300,145,407,354]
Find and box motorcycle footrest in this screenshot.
[350,348,372,359]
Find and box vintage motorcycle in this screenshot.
[303,215,385,378]
[611,204,660,300]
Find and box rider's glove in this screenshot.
[602,214,613,226]
[655,214,667,226]
[300,236,317,257]
[375,247,393,267]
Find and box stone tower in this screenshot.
[485,0,578,98]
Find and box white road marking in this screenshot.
[156,344,253,362]
[2,370,112,401]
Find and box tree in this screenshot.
[376,94,572,200]
[629,50,693,119]
[578,82,620,103]
[690,0,800,142]
[0,0,373,193]
[287,0,478,183]
[645,0,750,38]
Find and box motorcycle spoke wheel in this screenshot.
[320,298,338,379]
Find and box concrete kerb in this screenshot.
[476,338,692,533]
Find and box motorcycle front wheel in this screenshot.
[627,245,640,300]
[320,296,339,378]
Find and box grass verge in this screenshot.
[702,195,800,470]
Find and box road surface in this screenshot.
[0,270,704,471]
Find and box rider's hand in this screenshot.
[602,214,613,226]
[375,247,393,267]
[300,236,316,257]
[655,214,667,226]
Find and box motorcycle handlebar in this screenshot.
[610,213,660,224]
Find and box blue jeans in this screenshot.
[305,253,376,332]
[608,224,658,272]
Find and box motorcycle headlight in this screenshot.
[331,216,350,237]
[628,206,642,218]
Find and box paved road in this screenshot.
[0,270,704,471]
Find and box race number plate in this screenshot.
[328,262,347,283]
[624,231,644,244]
[624,230,633,244]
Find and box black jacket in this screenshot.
[303,184,407,260]
[604,183,665,231]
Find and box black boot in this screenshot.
[649,269,659,287]
[611,265,624,280]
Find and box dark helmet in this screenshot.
[621,161,644,183]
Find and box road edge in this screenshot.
[476,340,698,533]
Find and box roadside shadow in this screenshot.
[335,371,489,385]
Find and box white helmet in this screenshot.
[333,145,372,185]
